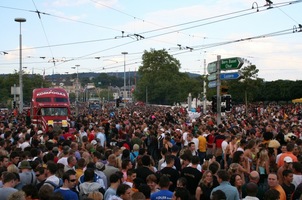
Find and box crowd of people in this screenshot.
[0,103,302,200]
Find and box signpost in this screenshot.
[207,62,217,74]
[220,72,241,80]
[207,73,216,81]
[207,56,244,126]
[220,57,244,71]
[208,81,217,88]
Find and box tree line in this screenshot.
[0,49,301,108]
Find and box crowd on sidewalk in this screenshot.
[0,103,302,200]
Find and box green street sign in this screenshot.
[207,62,217,74]
[207,73,216,81]
[221,57,243,71]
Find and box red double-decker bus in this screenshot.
[31,88,71,132]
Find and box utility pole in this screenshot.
[216,55,221,126]
[15,18,26,113]
[203,54,207,114]
[121,52,128,108]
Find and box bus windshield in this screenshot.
[41,107,68,116]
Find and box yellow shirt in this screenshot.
[198,135,207,152]
[76,168,84,180]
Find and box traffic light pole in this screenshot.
[216,55,222,126]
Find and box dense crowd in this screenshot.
[0,103,302,200]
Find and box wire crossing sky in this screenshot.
[0,0,301,81]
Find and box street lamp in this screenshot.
[121,52,128,107]
[15,17,26,113]
[71,65,80,115]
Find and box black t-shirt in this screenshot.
[292,182,302,200]
[263,131,274,141]
[170,155,181,172]
[181,166,202,195]
[160,167,179,192]
[281,183,295,200]
[136,166,155,184]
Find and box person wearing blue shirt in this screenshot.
[54,170,78,200]
[211,170,240,200]
[151,175,173,200]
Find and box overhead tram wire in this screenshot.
[170,26,301,57]
[139,0,301,36]
[88,0,205,39]
[3,36,125,53]
[2,1,300,70]
[43,39,139,71]
[31,0,56,67]
[0,5,122,33]
[141,1,302,40]
[31,2,297,66]
[276,7,301,24]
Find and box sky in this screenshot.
[0,0,302,81]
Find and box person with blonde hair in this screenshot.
[256,148,270,184]
[7,164,19,173]
[88,191,103,200]
[8,191,26,200]
[195,170,214,200]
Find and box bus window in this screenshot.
[54,98,68,103]
[36,98,51,102]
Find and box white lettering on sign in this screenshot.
[225,74,234,78]
[37,91,66,97]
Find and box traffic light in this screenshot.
[13,101,16,109]
[211,95,217,113]
[225,95,232,112]
[221,95,226,113]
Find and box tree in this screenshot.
[0,73,51,107]
[227,65,263,114]
[134,49,201,105]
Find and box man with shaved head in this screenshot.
[103,154,119,185]
[242,171,266,199]
[249,171,260,183]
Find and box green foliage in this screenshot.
[0,73,51,107]
[222,65,261,103]
[135,49,202,105]
[209,64,302,104]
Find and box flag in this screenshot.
[43,68,45,80]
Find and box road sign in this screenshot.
[207,73,216,81]
[208,81,217,88]
[220,57,243,71]
[220,72,241,80]
[207,62,217,74]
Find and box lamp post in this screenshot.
[15,18,26,113]
[72,65,80,115]
[121,52,128,107]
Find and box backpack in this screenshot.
[45,178,63,190]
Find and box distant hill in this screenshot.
[43,71,201,79]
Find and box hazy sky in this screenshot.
[1,0,301,81]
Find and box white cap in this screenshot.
[284,156,293,163]
[37,130,43,135]
[91,140,97,145]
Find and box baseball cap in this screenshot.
[95,162,105,171]
[91,140,97,146]
[284,156,293,163]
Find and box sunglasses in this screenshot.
[69,179,77,182]
[36,174,40,177]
